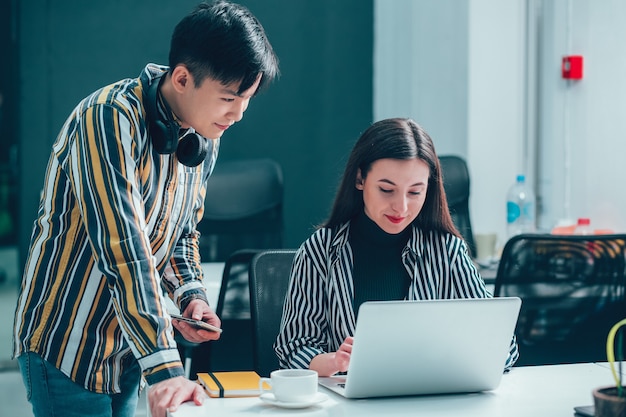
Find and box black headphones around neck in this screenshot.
[144,73,209,167]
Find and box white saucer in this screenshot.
[259,392,328,409]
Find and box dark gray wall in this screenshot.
[0,0,19,247]
[18,0,373,267]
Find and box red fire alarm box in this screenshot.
[562,55,583,79]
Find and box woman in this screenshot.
[275,118,518,377]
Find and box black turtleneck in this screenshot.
[348,211,412,317]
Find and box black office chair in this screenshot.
[199,158,284,327]
[249,249,297,377]
[182,158,284,377]
[189,249,259,376]
[198,158,283,262]
[494,233,626,366]
[439,155,476,258]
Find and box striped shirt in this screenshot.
[275,221,519,371]
[13,64,220,393]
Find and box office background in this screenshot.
[2,0,626,363]
[377,0,626,246]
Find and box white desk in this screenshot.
[168,363,615,417]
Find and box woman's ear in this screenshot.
[355,169,364,190]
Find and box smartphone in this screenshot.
[170,313,222,333]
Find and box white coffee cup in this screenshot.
[259,369,318,403]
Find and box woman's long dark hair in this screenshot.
[322,118,460,238]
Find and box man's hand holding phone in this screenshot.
[170,300,222,344]
[170,313,222,333]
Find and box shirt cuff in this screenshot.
[179,289,210,312]
[140,349,186,386]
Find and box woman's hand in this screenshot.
[334,336,353,372]
[309,336,353,377]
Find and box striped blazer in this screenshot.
[274,221,519,371]
[13,64,219,393]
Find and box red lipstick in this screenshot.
[386,215,404,224]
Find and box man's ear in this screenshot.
[356,169,364,190]
[170,65,193,93]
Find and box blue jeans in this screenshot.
[18,351,141,417]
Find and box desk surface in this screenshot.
[168,362,614,417]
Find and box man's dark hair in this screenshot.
[169,0,279,94]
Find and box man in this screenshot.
[12,2,279,417]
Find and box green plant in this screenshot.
[607,318,626,397]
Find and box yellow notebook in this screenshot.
[197,371,264,398]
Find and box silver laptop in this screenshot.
[318,297,521,399]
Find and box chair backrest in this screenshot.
[215,249,260,319]
[191,250,260,375]
[494,233,626,366]
[249,249,297,377]
[193,159,284,373]
[198,158,284,262]
[439,155,476,257]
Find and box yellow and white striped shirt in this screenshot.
[13,64,219,393]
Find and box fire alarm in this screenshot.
[562,55,583,80]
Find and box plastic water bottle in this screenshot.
[506,174,535,237]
